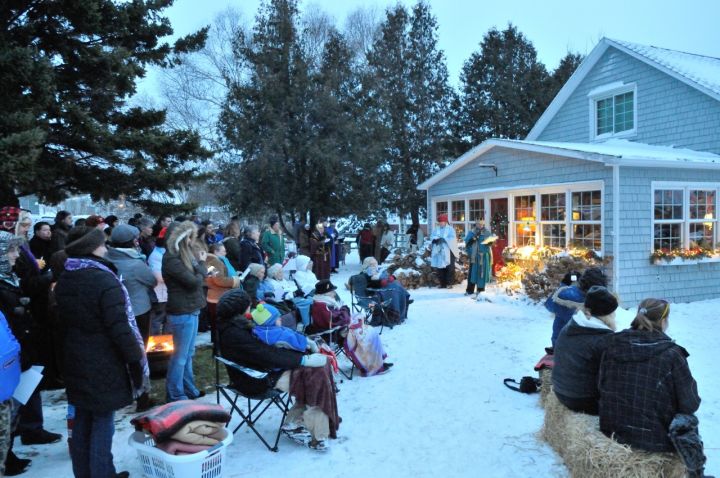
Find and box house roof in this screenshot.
[526,38,720,140]
[417,139,720,190]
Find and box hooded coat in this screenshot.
[106,247,157,316]
[599,329,701,452]
[162,222,208,315]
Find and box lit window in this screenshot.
[514,195,536,246]
[570,190,602,250]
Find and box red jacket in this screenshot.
[311,301,351,330]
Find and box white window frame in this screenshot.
[651,182,720,253]
[449,199,467,238]
[588,82,637,141]
[540,192,567,248]
[433,180,604,253]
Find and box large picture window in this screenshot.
[652,186,718,252]
[514,195,536,246]
[570,190,602,250]
[541,193,566,247]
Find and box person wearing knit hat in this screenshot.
[428,212,458,288]
[251,303,281,327]
[215,289,338,451]
[54,221,146,477]
[552,285,618,415]
[85,215,105,229]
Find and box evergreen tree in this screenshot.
[457,24,550,146]
[0,0,210,206]
[547,51,584,100]
[218,0,377,227]
[366,2,454,226]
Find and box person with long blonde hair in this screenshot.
[162,221,208,402]
[599,298,705,471]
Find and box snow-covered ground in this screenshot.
[16,251,718,477]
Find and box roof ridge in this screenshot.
[609,38,720,62]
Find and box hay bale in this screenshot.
[539,368,553,408]
[541,392,686,478]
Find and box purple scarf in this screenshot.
[64,257,150,397]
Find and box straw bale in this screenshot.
[539,368,552,408]
[541,391,686,478]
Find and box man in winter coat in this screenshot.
[544,267,608,348]
[49,210,73,255]
[552,286,617,415]
[261,217,285,266]
[238,225,265,273]
[54,228,145,478]
[29,222,53,269]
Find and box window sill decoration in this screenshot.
[650,248,720,265]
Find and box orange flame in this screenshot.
[146,335,174,353]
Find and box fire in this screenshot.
[146,335,174,353]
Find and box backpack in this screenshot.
[0,313,21,401]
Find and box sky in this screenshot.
[136,0,720,96]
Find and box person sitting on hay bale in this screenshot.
[552,286,617,415]
[544,267,607,350]
[599,299,712,478]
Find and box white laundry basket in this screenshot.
[128,428,233,478]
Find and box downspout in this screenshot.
[612,164,620,296]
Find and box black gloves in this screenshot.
[294,289,305,298]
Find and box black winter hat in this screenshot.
[579,267,607,292]
[217,289,252,319]
[65,228,107,257]
[584,286,618,317]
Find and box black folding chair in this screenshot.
[214,350,291,452]
[348,273,394,335]
[306,325,355,381]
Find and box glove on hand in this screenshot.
[306,340,319,353]
[302,353,327,367]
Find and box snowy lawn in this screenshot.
[16,252,718,477]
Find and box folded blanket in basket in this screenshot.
[171,420,224,445]
[156,439,214,456]
[131,400,231,442]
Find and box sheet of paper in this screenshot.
[13,366,44,405]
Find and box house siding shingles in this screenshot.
[427,147,615,257]
[619,167,720,305]
[536,47,720,155]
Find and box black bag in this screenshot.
[504,376,541,394]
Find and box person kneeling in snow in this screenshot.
[216,290,339,451]
[552,286,617,415]
[544,267,608,349]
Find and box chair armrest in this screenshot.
[215,355,269,379]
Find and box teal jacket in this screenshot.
[261,230,285,265]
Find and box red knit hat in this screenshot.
[437,213,448,223]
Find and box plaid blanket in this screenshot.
[131,400,230,442]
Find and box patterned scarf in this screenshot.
[64,257,150,397]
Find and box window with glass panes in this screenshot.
[468,199,484,223]
[540,193,566,247]
[653,189,683,251]
[514,195,536,246]
[450,200,466,237]
[435,201,448,219]
[595,90,634,137]
[688,190,715,250]
[570,190,602,250]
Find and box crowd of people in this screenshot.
[0,209,407,475]
[546,268,710,477]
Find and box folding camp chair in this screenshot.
[348,273,394,335]
[306,325,355,381]
[214,349,291,452]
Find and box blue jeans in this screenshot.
[69,408,116,478]
[166,311,200,401]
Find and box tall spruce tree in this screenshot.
[547,51,584,101]
[218,0,377,226]
[0,1,210,206]
[457,24,550,147]
[366,2,454,226]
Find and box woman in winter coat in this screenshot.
[206,242,241,337]
[309,223,331,281]
[162,221,208,402]
[216,289,339,451]
[265,263,295,302]
[238,225,265,273]
[599,299,704,462]
[260,217,285,266]
[552,286,617,415]
[360,257,411,321]
[293,255,317,297]
[54,228,146,478]
[544,267,608,349]
[378,224,394,264]
[223,222,243,272]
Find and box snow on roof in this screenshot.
[612,39,720,98]
[527,38,720,140]
[418,138,720,190]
